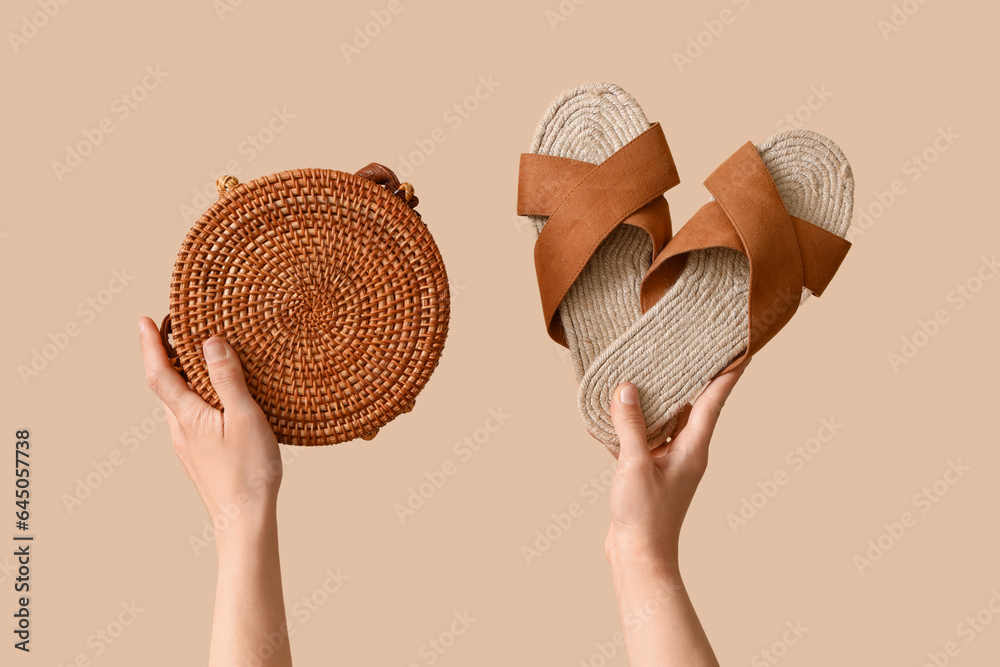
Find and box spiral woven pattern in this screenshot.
[580,130,854,451]
[168,168,450,446]
[527,82,656,383]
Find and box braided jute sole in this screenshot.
[527,82,658,382]
[579,130,855,451]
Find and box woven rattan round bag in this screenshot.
[160,163,449,446]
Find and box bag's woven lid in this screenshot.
[161,164,449,446]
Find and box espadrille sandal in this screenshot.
[579,130,854,450]
[160,163,449,447]
[516,82,680,381]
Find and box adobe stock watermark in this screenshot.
[7,0,73,54]
[188,445,305,557]
[51,65,169,182]
[510,211,535,236]
[448,276,469,301]
[917,588,1000,667]
[577,582,684,666]
[544,0,590,30]
[521,465,614,566]
[774,85,833,133]
[243,567,350,667]
[213,0,249,21]
[672,0,754,73]
[577,628,628,667]
[404,610,477,667]
[726,417,844,534]
[394,407,512,524]
[17,268,135,386]
[0,555,17,585]
[887,254,998,372]
[56,600,144,666]
[287,567,350,632]
[177,107,295,223]
[847,126,958,243]
[877,0,932,41]
[61,403,167,514]
[339,0,415,63]
[751,620,809,667]
[395,75,502,178]
[853,459,970,576]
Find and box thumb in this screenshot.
[609,382,652,464]
[203,337,255,412]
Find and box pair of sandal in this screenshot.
[517,83,854,452]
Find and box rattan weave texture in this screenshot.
[163,166,449,446]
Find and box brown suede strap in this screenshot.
[516,123,680,346]
[641,142,851,368]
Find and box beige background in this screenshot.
[2,0,998,664]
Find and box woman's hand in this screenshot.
[605,364,747,575]
[604,363,748,667]
[138,316,292,667]
[138,316,282,526]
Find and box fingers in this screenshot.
[697,360,748,421]
[162,402,180,433]
[609,382,652,464]
[202,337,257,414]
[674,360,749,458]
[162,403,191,474]
[139,317,207,418]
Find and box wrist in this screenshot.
[609,540,682,585]
[212,501,278,553]
[612,552,687,624]
[206,485,278,529]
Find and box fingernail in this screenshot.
[620,383,638,405]
[203,337,227,362]
[138,318,145,333]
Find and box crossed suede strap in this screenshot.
[517,123,680,346]
[641,142,852,369]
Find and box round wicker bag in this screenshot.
[160,164,449,446]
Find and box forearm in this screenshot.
[611,551,718,667]
[210,507,292,667]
